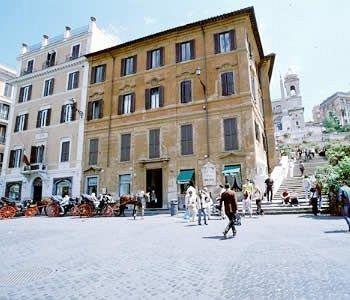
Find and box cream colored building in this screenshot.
[1,18,114,202]
[0,65,16,171]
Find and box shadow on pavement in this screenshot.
[202,236,234,240]
[298,215,343,220]
[324,230,349,234]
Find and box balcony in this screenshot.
[20,69,33,76]
[0,112,9,123]
[65,54,79,62]
[42,60,56,70]
[0,136,5,144]
[21,163,47,175]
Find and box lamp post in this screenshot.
[67,98,84,119]
[196,66,209,158]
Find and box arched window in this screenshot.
[53,178,72,197]
[290,85,296,96]
[5,182,22,202]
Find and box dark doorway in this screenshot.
[33,177,42,203]
[146,168,162,208]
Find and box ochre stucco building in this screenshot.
[83,7,276,208]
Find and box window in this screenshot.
[146,48,164,69]
[86,176,98,195]
[221,72,234,96]
[251,74,256,99]
[277,122,283,131]
[180,80,192,103]
[149,129,160,159]
[121,56,137,76]
[18,85,32,102]
[89,138,98,165]
[8,149,22,168]
[0,125,6,144]
[26,60,34,73]
[214,30,236,54]
[118,93,135,115]
[60,141,70,162]
[36,109,51,128]
[176,40,195,62]
[255,122,260,142]
[296,121,299,126]
[30,145,45,164]
[90,64,106,84]
[71,44,80,59]
[5,182,22,202]
[87,100,103,120]
[0,104,10,120]
[223,118,238,151]
[145,87,164,109]
[4,83,12,97]
[14,114,28,132]
[53,178,72,197]
[119,174,131,196]
[60,104,75,123]
[43,78,54,96]
[46,52,56,67]
[120,133,131,162]
[67,71,79,90]
[181,124,193,155]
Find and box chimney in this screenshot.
[42,35,49,48]
[89,16,96,32]
[21,43,28,55]
[64,26,71,39]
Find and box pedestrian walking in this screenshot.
[299,161,305,177]
[316,182,323,210]
[243,179,254,200]
[264,175,274,203]
[309,184,319,216]
[252,186,264,215]
[220,184,238,238]
[133,191,146,220]
[150,187,158,208]
[196,191,208,225]
[338,181,350,231]
[241,191,252,217]
[202,187,213,220]
[302,176,311,200]
[186,190,197,222]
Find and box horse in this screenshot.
[119,194,137,217]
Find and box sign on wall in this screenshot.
[201,162,217,186]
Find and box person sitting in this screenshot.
[290,192,299,206]
[281,189,291,205]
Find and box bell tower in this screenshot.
[284,68,300,97]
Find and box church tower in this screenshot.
[284,68,300,97]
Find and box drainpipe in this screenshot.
[201,25,210,158]
[106,52,116,167]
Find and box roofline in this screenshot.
[0,64,16,75]
[86,6,265,59]
[320,91,350,106]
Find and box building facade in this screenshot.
[1,18,114,202]
[313,92,350,126]
[83,7,276,207]
[272,70,305,145]
[0,65,16,171]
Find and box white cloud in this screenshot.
[143,16,157,25]
[102,24,128,44]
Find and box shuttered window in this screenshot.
[120,134,131,162]
[149,129,160,159]
[60,141,70,162]
[214,30,236,54]
[121,55,137,76]
[36,109,51,128]
[87,100,103,120]
[71,44,80,59]
[14,114,28,132]
[67,71,79,90]
[43,78,54,96]
[146,47,164,69]
[90,64,106,84]
[60,104,75,123]
[180,80,192,103]
[145,87,164,109]
[89,138,98,165]
[221,72,234,96]
[223,118,238,151]
[118,93,135,115]
[176,40,195,63]
[30,145,45,164]
[181,124,193,155]
[8,149,22,168]
[18,85,32,102]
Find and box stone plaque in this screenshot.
[201,162,217,186]
[35,132,48,140]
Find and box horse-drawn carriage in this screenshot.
[44,196,79,217]
[0,197,42,219]
[75,194,118,217]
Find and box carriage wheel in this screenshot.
[0,206,17,219]
[46,204,60,217]
[79,204,93,217]
[24,207,38,217]
[70,205,80,216]
[102,205,114,217]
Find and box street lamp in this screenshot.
[67,98,84,119]
[196,66,206,94]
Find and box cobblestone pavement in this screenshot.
[1,213,350,299]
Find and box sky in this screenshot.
[1,0,349,121]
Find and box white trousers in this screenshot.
[242,199,252,216]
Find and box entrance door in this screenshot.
[33,177,42,203]
[146,169,163,208]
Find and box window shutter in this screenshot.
[90,67,96,84]
[68,73,73,90]
[145,89,150,110]
[23,114,28,130]
[27,85,32,101]
[118,95,123,115]
[130,93,136,113]
[120,58,125,77]
[46,109,51,126]
[146,50,152,70]
[221,73,227,96]
[87,102,93,120]
[175,43,181,63]
[227,72,234,95]
[98,100,103,118]
[14,116,19,132]
[159,86,164,107]
[229,30,236,50]
[101,65,106,82]
[36,111,41,128]
[190,40,195,59]
[49,79,54,95]
[51,52,56,65]
[180,82,185,103]
[19,87,24,103]
[133,55,137,73]
[74,71,79,89]
[224,119,231,150]
[181,125,186,155]
[60,105,65,123]
[8,150,14,168]
[231,118,238,150]
[188,125,193,154]
[30,146,36,164]
[159,47,165,66]
[71,105,76,121]
[214,33,220,54]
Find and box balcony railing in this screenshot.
[20,69,33,76]
[65,54,79,62]
[42,61,56,70]
[21,163,47,175]
[0,113,9,121]
[0,136,5,144]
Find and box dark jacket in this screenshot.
[220,189,238,215]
